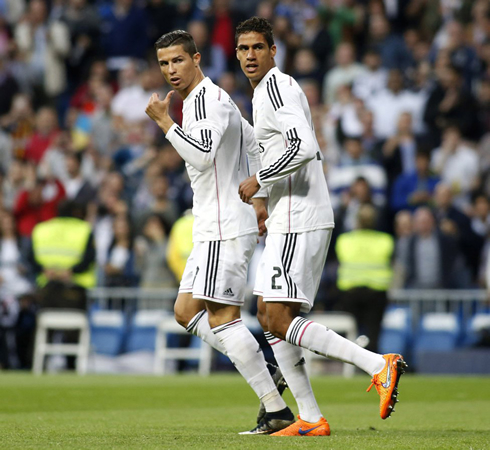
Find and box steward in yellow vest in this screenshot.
[335,204,394,352]
[28,201,96,310]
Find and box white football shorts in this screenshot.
[179,233,257,306]
[253,229,332,313]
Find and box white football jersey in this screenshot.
[252,67,334,233]
[166,77,259,242]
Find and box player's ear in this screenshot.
[193,52,201,67]
[270,44,277,59]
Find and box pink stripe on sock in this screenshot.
[298,321,313,347]
[269,339,282,346]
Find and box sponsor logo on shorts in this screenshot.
[223,288,234,297]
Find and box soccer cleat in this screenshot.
[239,407,295,435]
[366,353,408,419]
[271,415,330,436]
[256,363,289,424]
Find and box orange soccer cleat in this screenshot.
[367,353,408,419]
[271,415,330,436]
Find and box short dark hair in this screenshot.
[235,17,274,48]
[154,30,198,56]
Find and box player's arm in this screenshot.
[241,117,268,235]
[239,83,317,202]
[146,91,223,172]
[241,117,268,199]
[256,86,318,188]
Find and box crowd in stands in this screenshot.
[1,0,490,366]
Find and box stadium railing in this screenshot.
[388,289,489,331]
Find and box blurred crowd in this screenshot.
[2,0,490,367]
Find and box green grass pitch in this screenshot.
[0,373,489,449]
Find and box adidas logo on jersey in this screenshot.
[223,288,234,297]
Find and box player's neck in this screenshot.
[180,68,205,100]
[250,63,276,90]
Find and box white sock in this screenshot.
[265,332,323,423]
[186,310,227,354]
[212,318,287,413]
[285,317,386,376]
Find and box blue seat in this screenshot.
[463,313,490,347]
[413,312,461,368]
[378,307,411,357]
[90,310,126,356]
[125,310,172,353]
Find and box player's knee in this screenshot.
[173,303,190,329]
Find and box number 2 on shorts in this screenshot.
[271,266,282,290]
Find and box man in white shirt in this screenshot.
[236,17,407,436]
[322,42,366,105]
[145,30,294,434]
[430,126,479,210]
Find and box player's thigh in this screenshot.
[256,229,332,313]
[193,234,257,305]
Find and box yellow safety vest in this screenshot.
[336,229,394,291]
[167,213,194,282]
[32,217,96,288]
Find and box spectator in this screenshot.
[135,174,179,233]
[291,47,324,86]
[187,20,226,83]
[423,65,480,145]
[104,214,136,287]
[392,209,413,288]
[145,0,178,47]
[432,20,479,90]
[336,204,394,352]
[366,69,424,140]
[204,0,246,70]
[367,13,412,71]
[391,150,440,212]
[433,182,483,284]
[329,138,387,214]
[430,126,479,210]
[90,81,118,157]
[0,93,35,160]
[352,48,388,102]
[59,0,101,90]
[403,206,460,289]
[13,164,66,240]
[24,107,59,164]
[0,211,31,299]
[470,193,490,238]
[98,0,148,72]
[333,176,386,234]
[0,55,20,118]
[2,159,25,211]
[301,6,332,73]
[382,112,421,189]
[323,42,366,105]
[62,152,97,206]
[14,0,70,106]
[135,214,175,288]
[111,61,163,126]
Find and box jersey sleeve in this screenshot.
[165,100,226,172]
[241,117,268,198]
[256,75,318,188]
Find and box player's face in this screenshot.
[236,32,276,87]
[157,45,201,96]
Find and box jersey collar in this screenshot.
[183,77,211,104]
